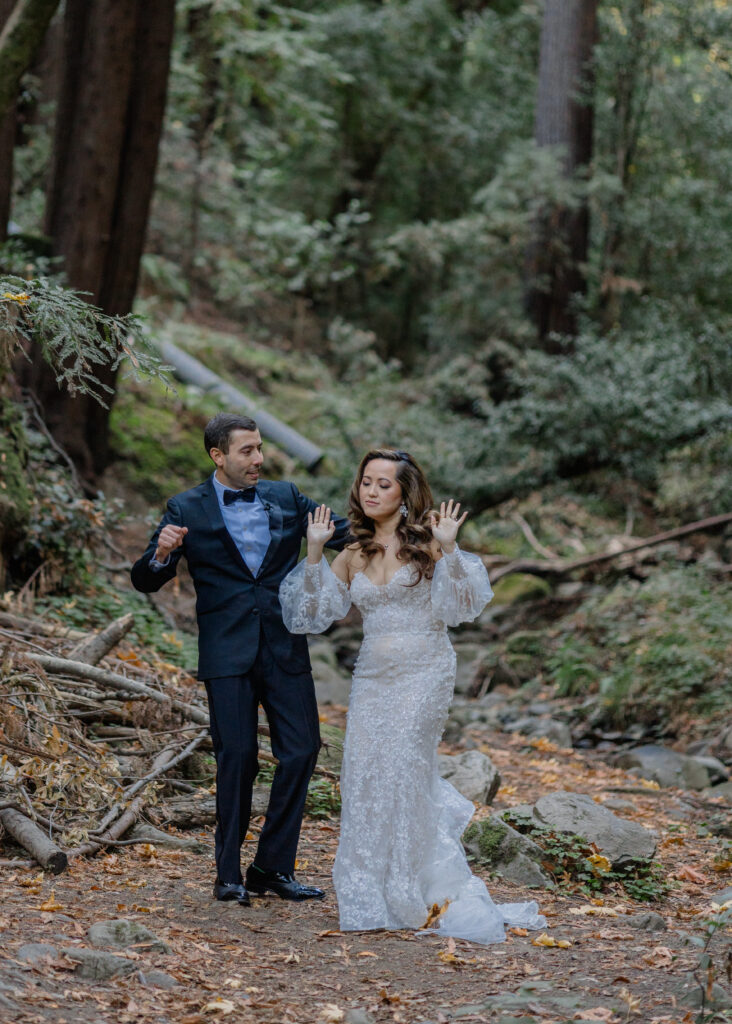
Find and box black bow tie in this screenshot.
[223,487,257,505]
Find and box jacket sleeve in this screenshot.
[292,484,351,552]
[130,497,186,593]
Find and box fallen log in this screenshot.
[0,807,67,874]
[67,613,135,666]
[24,654,210,726]
[489,511,732,583]
[157,337,324,470]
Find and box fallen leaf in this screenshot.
[356,951,379,958]
[202,998,236,1016]
[570,905,619,917]
[319,1005,344,1022]
[574,1010,616,1022]
[643,946,674,968]
[619,987,641,1014]
[422,900,449,928]
[38,891,63,912]
[531,933,572,949]
[588,853,612,875]
[510,927,529,936]
[676,865,710,885]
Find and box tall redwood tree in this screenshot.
[526,0,598,346]
[20,0,176,481]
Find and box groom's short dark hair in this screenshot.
[204,413,259,455]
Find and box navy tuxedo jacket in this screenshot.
[130,478,350,680]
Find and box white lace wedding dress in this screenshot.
[279,547,545,943]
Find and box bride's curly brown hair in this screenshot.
[348,448,436,584]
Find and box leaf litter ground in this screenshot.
[1,720,729,1024]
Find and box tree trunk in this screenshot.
[18,0,175,481]
[0,0,60,120]
[0,0,20,241]
[525,0,598,346]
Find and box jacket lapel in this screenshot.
[200,477,255,580]
[256,481,284,577]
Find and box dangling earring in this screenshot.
[399,503,408,518]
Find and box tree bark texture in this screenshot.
[526,0,598,345]
[19,0,176,480]
[0,0,21,242]
[0,806,68,872]
[0,0,60,120]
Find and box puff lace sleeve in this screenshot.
[430,545,493,627]
[279,556,352,634]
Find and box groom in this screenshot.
[131,413,349,905]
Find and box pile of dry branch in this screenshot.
[0,609,296,874]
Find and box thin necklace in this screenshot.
[377,534,398,551]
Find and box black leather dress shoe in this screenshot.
[245,866,325,901]
[213,878,251,905]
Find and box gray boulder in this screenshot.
[463,815,554,888]
[704,780,732,802]
[138,970,179,989]
[438,750,501,804]
[61,948,137,981]
[87,919,170,954]
[690,755,729,784]
[453,643,487,695]
[676,974,732,1010]
[17,943,59,963]
[627,911,667,931]
[615,745,710,790]
[531,791,657,867]
[711,886,732,907]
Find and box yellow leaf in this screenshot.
[223,978,242,989]
[38,891,63,912]
[294,858,308,870]
[531,932,572,949]
[422,899,449,928]
[136,843,157,858]
[510,927,529,936]
[356,951,379,957]
[588,853,612,875]
[638,778,660,790]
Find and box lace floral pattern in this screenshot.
[279,549,546,944]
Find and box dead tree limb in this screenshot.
[23,654,210,725]
[0,807,67,873]
[67,613,135,666]
[489,511,732,583]
[69,731,207,857]
[157,337,324,470]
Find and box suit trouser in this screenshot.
[204,630,320,883]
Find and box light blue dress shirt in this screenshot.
[211,472,271,577]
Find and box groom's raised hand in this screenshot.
[154,524,188,562]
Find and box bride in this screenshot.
[279,448,545,943]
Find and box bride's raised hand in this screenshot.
[306,504,335,561]
[429,499,468,553]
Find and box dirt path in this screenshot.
[1,729,729,1024]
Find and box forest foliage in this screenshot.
[1,0,731,718]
